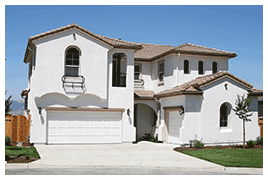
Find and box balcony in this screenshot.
[134,79,144,89]
[112,73,126,87]
[61,75,86,94]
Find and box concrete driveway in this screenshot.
[34,142,224,169]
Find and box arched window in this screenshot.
[65,47,80,77]
[184,60,189,74]
[220,103,231,127]
[212,61,217,74]
[198,61,204,75]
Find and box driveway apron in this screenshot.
[34,142,224,169]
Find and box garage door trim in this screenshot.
[45,107,125,112]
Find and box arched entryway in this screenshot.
[134,103,158,141]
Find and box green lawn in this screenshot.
[180,149,263,168]
[5,146,40,159]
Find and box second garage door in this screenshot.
[47,111,122,144]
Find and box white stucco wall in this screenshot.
[178,54,229,85]
[135,54,229,94]
[199,77,259,145]
[28,30,136,144]
[108,49,136,143]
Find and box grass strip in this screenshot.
[180,149,263,168]
[5,146,40,159]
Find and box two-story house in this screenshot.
[22,23,262,145]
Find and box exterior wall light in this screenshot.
[127,109,131,116]
[179,106,184,115]
[38,107,42,114]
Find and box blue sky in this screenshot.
[5,5,263,100]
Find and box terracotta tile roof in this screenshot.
[24,23,237,63]
[134,43,174,60]
[29,23,142,49]
[248,88,263,96]
[174,43,237,56]
[135,43,237,61]
[134,90,155,99]
[155,71,254,99]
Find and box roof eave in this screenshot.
[154,91,203,99]
[248,92,263,97]
[177,50,237,58]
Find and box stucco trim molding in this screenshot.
[155,91,203,99]
[45,107,125,112]
[163,106,184,110]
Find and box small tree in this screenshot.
[5,91,13,116]
[233,94,253,149]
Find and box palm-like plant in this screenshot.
[5,91,13,116]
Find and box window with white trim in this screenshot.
[158,61,164,83]
[65,47,80,77]
[220,102,231,128]
[134,64,141,80]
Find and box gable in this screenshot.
[24,23,142,63]
[155,71,254,99]
[200,76,251,93]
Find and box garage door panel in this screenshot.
[48,111,122,144]
[85,127,94,135]
[49,127,57,135]
[57,127,66,135]
[76,121,85,128]
[94,127,103,135]
[76,127,85,135]
[67,127,76,134]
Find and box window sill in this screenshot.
[158,82,164,86]
[219,128,232,133]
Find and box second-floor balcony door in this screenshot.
[112,53,127,87]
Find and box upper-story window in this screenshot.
[198,61,204,75]
[158,61,164,84]
[65,47,80,77]
[112,53,127,87]
[212,61,217,74]
[184,60,189,74]
[134,64,141,80]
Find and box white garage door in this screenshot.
[47,111,122,144]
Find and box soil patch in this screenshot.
[174,145,263,152]
[9,141,34,147]
[6,155,39,163]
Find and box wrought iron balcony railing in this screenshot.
[61,75,85,88]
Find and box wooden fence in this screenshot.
[258,117,263,138]
[5,114,31,143]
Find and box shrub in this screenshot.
[247,140,256,148]
[141,132,159,143]
[256,136,263,146]
[194,139,204,149]
[5,135,12,146]
[215,145,219,149]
